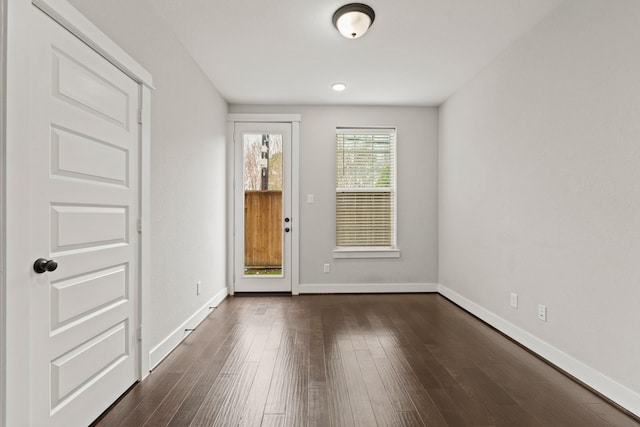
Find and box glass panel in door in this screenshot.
[242,133,283,276]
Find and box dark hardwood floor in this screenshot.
[92,294,640,426]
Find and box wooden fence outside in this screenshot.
[244,190,282,268]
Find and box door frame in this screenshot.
[0,0,6,425]
[1,1,153,425]
[227,114,300,295]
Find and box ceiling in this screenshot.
[148,0,563,106]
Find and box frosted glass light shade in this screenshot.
[333,4,375,39]
[336,11,371,39]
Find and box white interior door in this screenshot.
[29,6,141,426]
[234,122,292,292]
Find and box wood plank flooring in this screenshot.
[91,294,640,426]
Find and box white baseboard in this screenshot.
[145,282,639,417]
[299,283,438,294]
[148,286,228,370]
[437,284,640,418]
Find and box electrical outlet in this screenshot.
[510,292,518,309]
[323,263,330,273]
[537,304,547,322]
[196,281,201,296]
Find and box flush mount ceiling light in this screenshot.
[332,82,347,91]
[332,3,375,39]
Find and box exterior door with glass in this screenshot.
[234,122,292,292]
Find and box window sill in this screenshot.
[333,247,401,259]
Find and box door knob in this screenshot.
[284,227,290,233]
[284,217,290,223]
[33,258,58,274]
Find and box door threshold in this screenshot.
[232,292,293,297]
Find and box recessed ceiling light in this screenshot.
[332,82,347,91]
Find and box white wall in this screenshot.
[439,0,640,409]
[67,0,228,348]
[230,105,439,288]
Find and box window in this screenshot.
[334,127,399,258]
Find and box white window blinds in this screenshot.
[336,128,396,248]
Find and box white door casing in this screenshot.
[228,115,300,295]
[3,0,153,425]
[0,0,7,427]
[0,0,6,425]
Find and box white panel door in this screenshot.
[29,6,141,426]
[234,122,292,292]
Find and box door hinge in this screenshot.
[137,325,143,341]
[137,109,143,125]
[137,219,143,233]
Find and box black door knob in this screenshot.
[33,258,58,274]
[284,227,290,233]
[284,217,290,223]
